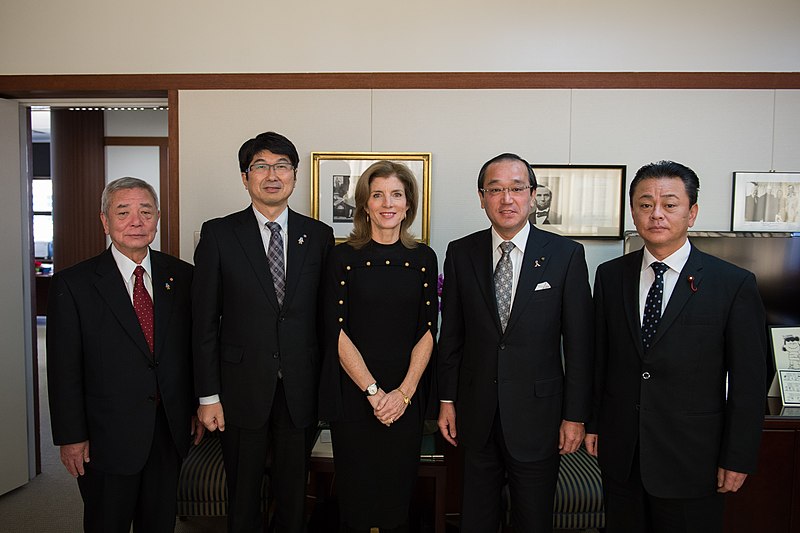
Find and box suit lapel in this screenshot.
[233,207,280,312]
[94,248,153,360]
[284,209,308,309]
[150,251,174,359]
[468,229,501,332]
[622,249,646,358]
[504,225,548,334]
[649,246,704,350]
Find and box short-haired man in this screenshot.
[438,153,593,532]
[193,132,334,532]
[586,160,767,533]
[48,177,203,533]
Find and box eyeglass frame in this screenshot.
[479,185,535,196]
[245,162,296,176]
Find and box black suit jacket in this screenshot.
[590,245,767,498]
[192,207,334,430]
[47,248,195,475]
[438,224,593,462]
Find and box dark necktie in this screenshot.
[265,221,286,306]
[133,265,154,354]
[494,241,515,332]
[642,262,669,350]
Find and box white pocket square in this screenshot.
[535,281,551,291]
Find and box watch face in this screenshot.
[366,383,378,396]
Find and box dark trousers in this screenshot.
[460,410,560,533]
[603,446,725,533]
[76,404,181,533]
[221,379,317,533]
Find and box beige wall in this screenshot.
[1,0,799,75]
[179,88,800,278]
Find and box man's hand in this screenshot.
[584,433,598,457]
[437,402,458,446]
[198,402,225,432]
[717,468,748,493]
[191,415,206,445]
[558,420,585,455]
[60,441,90,477]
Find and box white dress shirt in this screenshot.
[638,239,692,322]
[110,244,153,303]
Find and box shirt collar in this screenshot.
[110,244,152,280]
[252,205,289,230]
[491,222,530,255]
[641,238,691,275]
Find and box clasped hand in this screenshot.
[368,388,408,427]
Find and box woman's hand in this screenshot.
[374,388,410,426]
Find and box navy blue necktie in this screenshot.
[642,262,668,350]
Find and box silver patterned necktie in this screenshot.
[265,221,286,306]
[494,241,515,331]
[642,261,669,350]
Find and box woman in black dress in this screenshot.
[319,160,438,532]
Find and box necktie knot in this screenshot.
[499,241,515,256]
[266,221,282,234]
[134,265,145,279]
[651,262,668,278]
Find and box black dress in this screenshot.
[319,239,439,530]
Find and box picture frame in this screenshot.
[529,165,626,239]
[769,325,800,406]
[731,171,800,232]
[311,152,431,244]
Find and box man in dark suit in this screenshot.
[193,131,334,532]
[585,161,767,533]
[437,153,594,532]
[48,177,203,533]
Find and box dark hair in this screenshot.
[784,336,800,348]
[348,160,419,250]
[629,160,700,207]
[238,131,299,173]
[477,153,537,192]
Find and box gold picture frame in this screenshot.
[311,152,431,243]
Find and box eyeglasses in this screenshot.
[480,185,534,197]
[246,163,295,177]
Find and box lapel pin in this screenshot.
[298,234,307,245]
[687,275,698,293]
[534,257,545,268]
[165,277,173,291]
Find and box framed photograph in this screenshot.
[770,326,800,406]
[731,171,800,232]
[311,152,431,243]
[529,165,626,239]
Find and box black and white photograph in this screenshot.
[771,326,800,372]
[732,172,800,231]
[332,174,356,222]
[529,164,625,239]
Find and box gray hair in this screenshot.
[101,177,159,216]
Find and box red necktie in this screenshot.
[133,266,154,354]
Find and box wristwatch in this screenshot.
[365,382,379,396]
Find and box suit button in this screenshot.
[642,372,651,380]
[148,363,155,370]
[635,404,640,411]
[499,344,505,350]
[147,395,156,402]
[279,316,285,322]
[493,378,497,384]
[273,352,279,359]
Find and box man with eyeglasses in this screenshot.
[193,131,334,532]
[437,153,593,532]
